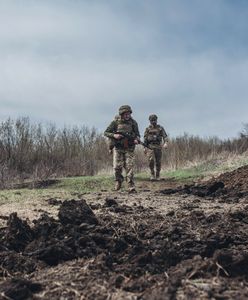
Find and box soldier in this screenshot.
[104,105,140,192]
[144,114,168,180]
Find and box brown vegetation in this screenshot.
[0,118,110,188]
[0,118,247,188]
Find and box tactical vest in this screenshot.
[116,121,134,135]
[115,118,136,149]
[146,126,163,144]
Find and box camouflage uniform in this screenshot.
[144,115,168,179]
[107,115,119,154]
[104,105,140,191]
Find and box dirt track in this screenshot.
[1,165,248,299]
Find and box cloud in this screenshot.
[0,0,248,139]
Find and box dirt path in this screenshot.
[1,166,248,299]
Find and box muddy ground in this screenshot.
[1,165,248,299]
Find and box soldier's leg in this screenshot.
[154,148,162,179]
[113,149,124,190]
[125,150,135,191]
[146,148,155,179]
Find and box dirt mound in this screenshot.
[0,278,42,300]
[1,213,33,252]
[1,194,248,299]
[160,164,248,200]
[142,254,248,300]
[217,164,248,198]
[0,251,39,276]
[58,199,98,225]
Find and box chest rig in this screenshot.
[147,125,162,144]
[115,118,135,149]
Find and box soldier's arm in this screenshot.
[144,127,149,143]
[133,120,140,139]
[161,126,168,143]
[161,126,169,148]
[104,121,117,139]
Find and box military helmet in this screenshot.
[149,114,158,121]
[119,105,132,115]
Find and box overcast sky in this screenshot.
[0,0,248,139]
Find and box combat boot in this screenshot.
[155,171,160,181]
[128,183,136,193]
[114,181,122,191]
[150,171,155,180]
[150,175,155,181]
[150,169,155,181]
[128,186,136,193]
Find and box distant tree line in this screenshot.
[0,118,247,188]
[0,117,110,188]
[162,131,248,169]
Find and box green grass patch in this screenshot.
[53,175,114,193]
[159,153,248,183]
[1,153,247,205]
[0,175,114,207]
[162,168,204,181]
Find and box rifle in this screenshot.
[115,132,152,149]
[139,141,152,150]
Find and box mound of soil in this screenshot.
[1,193,248,299]
[0,278,42,300]
[58,199,98,225]
[160,164,248,200]
[2,213,33,252]
[217,164,248,198]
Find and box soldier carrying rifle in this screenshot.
[144,114,168,180]
[104,105,140,192]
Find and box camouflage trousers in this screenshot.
[146,147,162,176]
[113,148,135,187]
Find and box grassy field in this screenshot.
[0,152,247,208]
[140,151,248,182]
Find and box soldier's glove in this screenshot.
[114,133,123,140]
[163,142,168,149]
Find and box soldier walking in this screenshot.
[104,105,140,192]
[144,114,168,180]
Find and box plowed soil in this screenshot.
[1,165,248,300]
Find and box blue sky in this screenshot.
[0,0,248,138]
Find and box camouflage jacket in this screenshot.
[104,117,140,150]
[144,124,167,148]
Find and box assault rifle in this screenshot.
[115,132,152,149]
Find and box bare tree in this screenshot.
[0,117,248,188]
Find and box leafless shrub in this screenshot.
[0,117,110,187]
[162,132,248,170]
[0,117,247,187]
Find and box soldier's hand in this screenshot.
[134,139,139,145]
[114,134,123,140]
[163,142,168,149]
